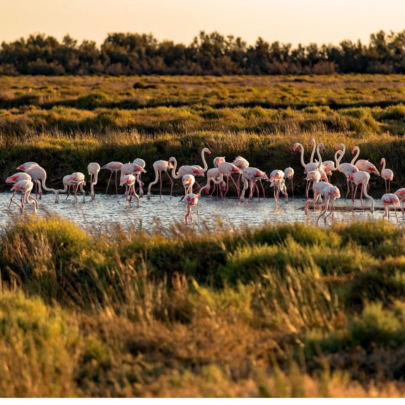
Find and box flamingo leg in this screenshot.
[196,206,200,224]
[8,190,17,209]
[164,170,174,198]
[259,179,266,200]
[291,178,294,198]
[360,184,364,211]
[223,176,230,200]
[352,185,358,205]
[255,182,260,202]
[345,178,351,201]
[230,175,240,198]
[185,205,191,225]
[105,171,113,194]
[305,181,309,199]
[159,171,162,199]
[194,181,201,191]
[389,180,391,194]
[384,179,387,194]
[394,206,399,224]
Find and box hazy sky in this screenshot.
[1,0,404,46]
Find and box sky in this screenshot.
[1,0,405,46]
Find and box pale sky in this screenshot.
[1,0,404,46]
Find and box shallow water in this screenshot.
[0,190,402,232]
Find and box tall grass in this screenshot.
[0,217,405,396]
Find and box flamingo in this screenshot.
[394,188,405,209]
[55,173,86,203]
[333,143,359,200]
[213,156,226,167]
[102,162,123,195]
[217,162,242,199]
[270,178,288,205]
[170,148,211,190]
[9,179,38,213]
[284,167,294,198]
[239,168,269,202]
[349,171,375,212]
[147,159,175,199]
[205,168,226,197]
[351,146,380,176]
[381,158,394,193]
[121,163,147,196]
[182,174,195,196]
[316,186,341,224]
[24,166,57,200]
[6,172,32,208]
[120,174,140,207]
[183,177,221,225]
[382,193,404,223]
[133,158,146,196]
[233,156,250,193]
[293,141,327,198]
[88,162,100,201]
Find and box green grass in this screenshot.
[1,217,405,396]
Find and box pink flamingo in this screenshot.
[102,162,123,195]
[316,186,341,224]
[333,143,359,200]
[351,146,380,176]
[293,140,327,198]
[121,163,147,196]
[6,172,32,208]
[381,158,394,193]
[56,173,86,203]
[394,188,405,209]
[284,167,294,198]
[349,171,375,212]
[24,166,57,200]
[88,162,100,201]
[382,193,404,223]
[133,158,146,196]
[239,168,269,202]
[182,174,195,196]
[183,178,221,225]
[170,148,211,190]
[217,162,242,199]
[205,168,226,197]
[120,174,140,207]
[9,179,38,213]
[147,159,175,199]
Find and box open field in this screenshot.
[1,217,405,397]
[2,75,405,397]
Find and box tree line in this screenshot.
[1,30,405,76]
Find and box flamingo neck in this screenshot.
[337,144,346,165]
[296,144,306,168]
[170,158,181,179]
[201,149,208,172]
[310,140,316,163]
[381,159,386,171]
[351,146,360,165]
[316,145,323,169]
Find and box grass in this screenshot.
[1,217,405,396]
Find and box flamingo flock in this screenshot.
[4,142,404,224]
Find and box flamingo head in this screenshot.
[380,159,384,166]
[319,143,325,152]
[309,139,315,147]
[168,158,175,169]
[293,143,298,152]
[6,175,18,183]
[329,189,340,198]
[16,164,25,170]
[203,147,211,155]
[134,164,146,173]
[335,143,343,151]
[351,148,355,155]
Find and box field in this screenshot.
[1,75,405,397]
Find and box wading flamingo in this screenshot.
[351,146,380,176]
[316,186,341,224]
[270,178,288,205]
[205,168,226,197]
[88,162,100,201]
[382,193,404,223]
[147,159,175,199]
[217,162,243,199]
[239,167,269,202]
[102,162,123,195]
[233,156,250,194]
[25,166,57,200]
[9,179,38,213]
[133,158,146,196]
[120,174,140,208]
[183,177,222,225]
[349,171,375,212]
[333,143,359,200]
[284,167,294,198]
[56,172,86,203]
[381,158,394,193]
[182,174,195,196]
[6,172,32,208]
[394,188,405,208]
